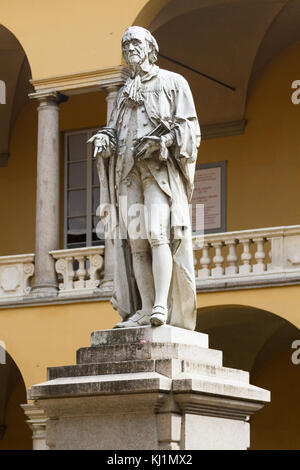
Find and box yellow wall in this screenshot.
[0,0,166,78]
[197,285,300,330]
[250,345,300,450]
[198,42,300,231]
[0,300,120,391]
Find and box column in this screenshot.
[99,86,119,293]
[30,91,67,296]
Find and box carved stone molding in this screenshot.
[201,119,247,139]
[30,66,129,96]
[0,254,35,301]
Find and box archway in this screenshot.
[0,24,33,167]
[196,304,300,449]
[131,0,300,136]
[0,344,31,449]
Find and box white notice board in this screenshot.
[191,161,226,234]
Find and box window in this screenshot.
[64,129,104,248]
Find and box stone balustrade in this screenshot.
[0,254,35,302]
[0,226,300,303]
[193,225,300,290]
[50,247,104,297]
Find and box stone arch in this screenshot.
[196,304,299,373]
[248,0,300,96]
[196,304,300,449]
[133,0,171,29]
[0,24,33,167]
[133,0,298,136]
[0,344,31,449]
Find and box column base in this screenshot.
[27,325,270,450]
[98,278,113,295]
[30,282,58,298]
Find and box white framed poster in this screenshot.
[191,161,226,234]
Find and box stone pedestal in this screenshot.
[27,326,270,450]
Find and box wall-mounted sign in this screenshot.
[191,161,226,234]
[0,81,6,104]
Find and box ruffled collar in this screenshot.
[123,65,159,106]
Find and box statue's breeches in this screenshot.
[118,160,171,252]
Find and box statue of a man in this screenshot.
[90,26,200,330]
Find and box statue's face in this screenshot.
[122,29,150,67]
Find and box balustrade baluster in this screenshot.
[211,241,224,277]
[86,253,104,289]
[225,239,238,275]
[74,256,86,289]
[252,237,266,273]
[239,238,252,274]
[198,242,211,278]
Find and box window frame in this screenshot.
[63,127,103,249]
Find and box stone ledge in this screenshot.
[1,276,300,308]
[174,393,264,421]
[28,371,268,419]
[77,342,223,366]
[91,325,209,347]
[172,377,270,403]
[28,372,172,400]
[30,66,129,95]
[47,358,249,383]
[32,393,168,417]
[196,271,300,291]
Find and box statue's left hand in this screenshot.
[137,136,161,159]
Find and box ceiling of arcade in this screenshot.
[149,0,300,129]
[0,25,32,167]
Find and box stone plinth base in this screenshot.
[27,325,270,450]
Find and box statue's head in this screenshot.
[122,26,158,67]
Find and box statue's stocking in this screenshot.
[152,244,173,310]
[132,251,155,313]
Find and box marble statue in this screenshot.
[90,26,200,330]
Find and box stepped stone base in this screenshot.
[27,325,270,450]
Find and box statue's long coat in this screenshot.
[98,66,201,330]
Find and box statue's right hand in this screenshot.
[87,133,111,158]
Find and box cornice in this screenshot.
[30,66,129,95]
[201,119,247,139]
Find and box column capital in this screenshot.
[98,67,129,93]
[29,89,68,106]
[103,85,120,96]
